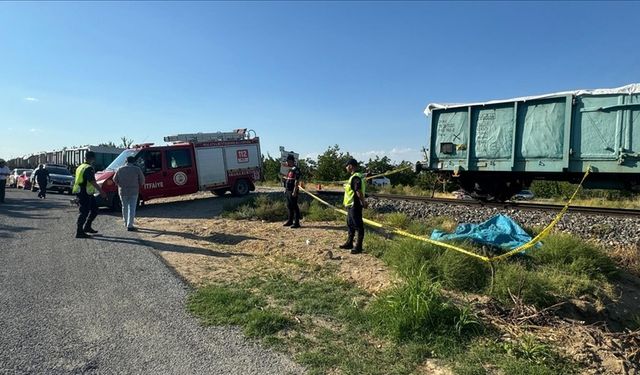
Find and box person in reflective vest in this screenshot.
[282,154,301,228]
[339,158,367,254]
[72,151,107,238]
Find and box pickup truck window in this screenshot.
[167,149,192,169]
[137,151,163,174]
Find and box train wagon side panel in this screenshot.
[513,96,572,172]
[429,95,572,174]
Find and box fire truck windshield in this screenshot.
[105,150,138,171]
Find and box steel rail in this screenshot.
[313,190,640,218]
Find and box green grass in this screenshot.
[188,269,581,375]
[205,204,623,373]
[364,226,618,309]
[450,336,579,375]
[222,193,341,223]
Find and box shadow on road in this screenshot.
[136,195,251,220]
[0,198,70,219]
[136,227,263,246]
[89,234,254,258]
[0,223,37,238]
[297,224,345,231]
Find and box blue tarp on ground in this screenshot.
[430,214,533,251]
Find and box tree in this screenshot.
[297,158,316,182]
[98,141,117,148]
[384,160,414,186]
[315,145,351,182]
[261,154,281,182]
[120,137,135,148]
[365,156,394,175]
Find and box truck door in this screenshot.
[135,149,166,200]
[164,147,199,197]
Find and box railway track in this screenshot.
[313,190,640,218]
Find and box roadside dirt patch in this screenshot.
[135,194,397,294]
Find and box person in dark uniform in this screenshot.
[72,151,107,238]
[339,158,367,254]
[33,164,50,199]
[282,154,301,228]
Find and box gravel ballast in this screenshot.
[368,197,640,249]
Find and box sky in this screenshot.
[1,1,639,164]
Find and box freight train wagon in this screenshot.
[423,83,640,200]
[63,146,124,171]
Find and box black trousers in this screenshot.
[286,191,300,224]
[37,179,47,198]
[346,205,364,248]
[77,193,98,232]
[0,179,5,203]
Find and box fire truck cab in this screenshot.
[96,129,262,209]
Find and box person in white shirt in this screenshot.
[0,159,11,203]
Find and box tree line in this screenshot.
[261,144,438,190]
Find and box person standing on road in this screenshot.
[113,156,145,231]
[339,158,367,254]
[282,154,301,228]
[32,164,50,199]
[72,151,107,238]
[0,159,10,203]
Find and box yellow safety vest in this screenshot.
[72,163,96,194]
[343,172,365,207]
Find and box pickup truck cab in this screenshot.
[96,130,262,209]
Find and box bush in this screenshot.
[369,272,480,342]
[305,200,341,222]
[491,262,556,307]
[532,234,618,279]
[434,251,489,292]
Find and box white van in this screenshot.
[371,177,391,187]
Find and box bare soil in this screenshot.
[135,192,397,294]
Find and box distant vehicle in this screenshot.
[8,169,30,188]
[452,190,474,200]
[513,190,535,201]
[16,170,33,190]
[96,129,262,209]
[371,177,391,187]
[31,164,75,195]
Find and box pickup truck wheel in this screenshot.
[212,189,227,196]
[232,179,250,196]
[110,194,121,212]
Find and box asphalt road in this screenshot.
[0,188,303,374]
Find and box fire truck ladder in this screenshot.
[164,129,252,143]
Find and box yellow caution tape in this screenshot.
[299,186,491,262]
[488,167,591,262]
[311,165,413,185]
[299,167,591,263]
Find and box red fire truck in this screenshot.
[95,129,262,209]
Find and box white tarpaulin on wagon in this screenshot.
[424,83,640,116]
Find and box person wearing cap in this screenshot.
[72,151,107,238]
[282,154,301,228]
[339,158,367,254]
[0,159,10,203]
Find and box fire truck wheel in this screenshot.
[212,189,227,196]
[110,194,121,212]
[232,179,250,196]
